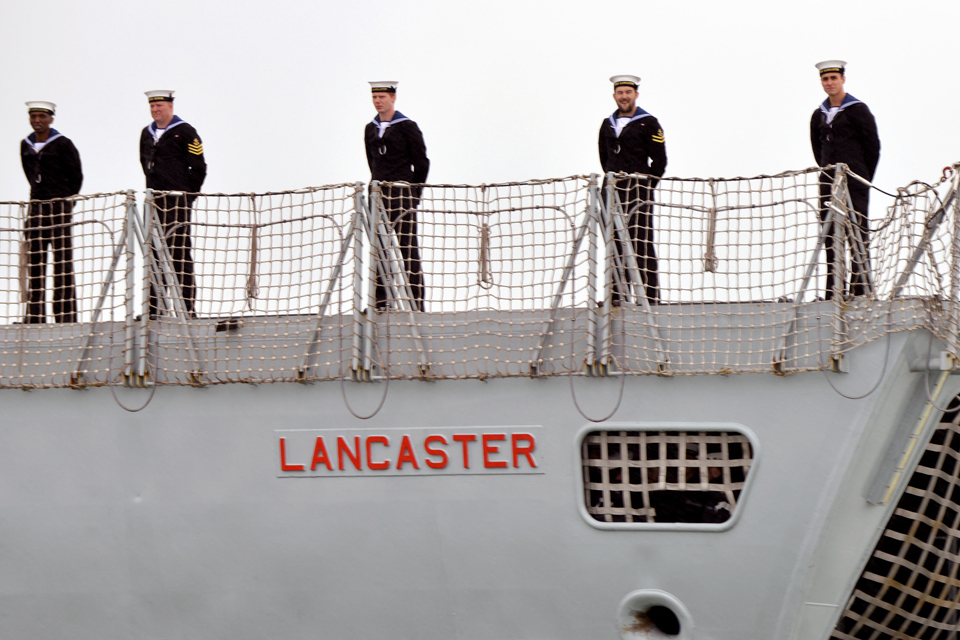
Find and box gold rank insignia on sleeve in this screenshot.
[187,138,203,155]
[652,129,665,144]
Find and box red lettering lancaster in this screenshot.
[277,428,541,477]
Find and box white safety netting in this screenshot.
[368,177,592,379]
[831,400,960,640]
[604,166,959,375]
[143,185,360,385]
[0,164,957,388]
[0,193,130,388]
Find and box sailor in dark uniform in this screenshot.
[364,81,430,311]
[20,101,83,324]
[139,90,207,316]
[598,75,667,304]
[810,60,880,299]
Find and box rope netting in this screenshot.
[368,176,592,379]
[142,185,360,385]
[0,163,957,387]
[0,192,130,388]
[831,402,960,640]
[607,166,959,375]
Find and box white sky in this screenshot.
[1,0,957,199]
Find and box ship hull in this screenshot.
[0,331,952,639]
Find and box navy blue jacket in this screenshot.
[140,116,207,192]
[810,94,880,180]
[364,112,430,185]
[598,109,667,185]
[21,130,83,200]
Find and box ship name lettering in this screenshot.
[278,431,538,475]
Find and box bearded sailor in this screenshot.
[598,74,667,304]
[139,90,207,317]
[364,81,430,311]
[20,101,83,324]
[810,60,880,299]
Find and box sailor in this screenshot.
[364,81,430,311]
[598,75,667,304]
[20,101,83,324]
[139,90,206,317]
[810,60,880,299]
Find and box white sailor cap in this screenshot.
[610,75,640,89]
[26,101,56,115]
[369,81,398,94]
[815,60,847,76]
[144,90,175,103]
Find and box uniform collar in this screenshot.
[608,107,651,128]
[372,111,410,127]
[819,93,863,114]
[24,129,63,151]
[148,115,186,138]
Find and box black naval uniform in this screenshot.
[364,111,430,311]
[810,93,880,298]
[139,115,206,316]
[598,108,667,303]
[20,129,83,323]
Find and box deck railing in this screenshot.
[0,164,956,388]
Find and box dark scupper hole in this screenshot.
[646,605,681,636]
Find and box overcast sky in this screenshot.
[1,0,957,200]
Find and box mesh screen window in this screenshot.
[581,430,754,525]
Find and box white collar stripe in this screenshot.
[147,116,187,137]
[819,94,864,116]
[371,115,410,127]
[149,117,187,141]
[23,131,63,151]
[608,111,652,129]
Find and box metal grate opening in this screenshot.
[581,430,753,524]
[832,398,960,639]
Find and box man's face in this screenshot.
[613,86,638,113]
[150,100,174,125]
[372,91,396,115]
[29,111,53,136]
[820,72,845,98]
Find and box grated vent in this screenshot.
[582,430,753,524]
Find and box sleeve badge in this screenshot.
[651,129,665,144]
[187,138,204,155]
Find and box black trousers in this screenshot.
[603,177,659,303]
[374,185,424,311]
[149,194,196,316]
[24,200,77,324]
[818,170,871,298]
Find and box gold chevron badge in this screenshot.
[651,129,665,143]
[188,139,203,155]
